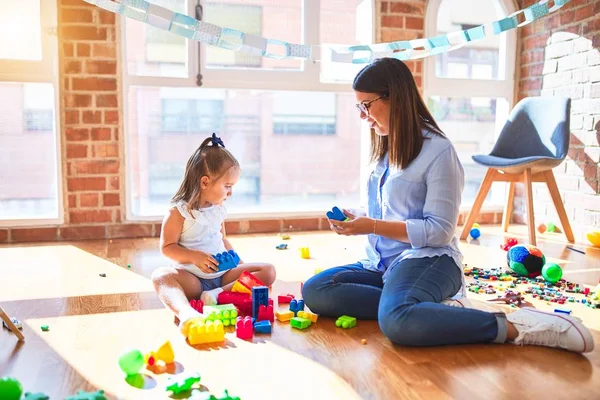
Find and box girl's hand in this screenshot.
[191,251,219,274]
[329,210,375,236]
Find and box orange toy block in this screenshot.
[275,310,294,322]
[187,319,225,345]
[232,270,265,294]
[297,311,319,323]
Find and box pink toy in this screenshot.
[190,299,203,313]
[257,304,274,322]
[218,291,250,307]
[278,294,295,303]
[236,316,253,340]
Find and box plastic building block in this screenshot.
[65,390,107,400]
[145,340,175,366]
[326,206,349,222]
[236,316,253,339]
[191,389,241,400]
[252,286,269,318]
[41,325,49,331]
[166,371,201,395]
[314,268,323,275]
[297,310,318,323]
[554,307,572,315]
[118,348,144,376]
[275,310,294,322]
[218,290,250,306]
[289,299,305,316]
[278,293,295,303]
[2,317,22,330]
[0,376,23,400]
[190,298,204,313]
[24,393,50,400]
[214,250,241,272]
[335,315,356,329]
[257,304,274,322]
[290,317,311,330]
[232,270,265,294]
[299,247,310,259]
[188,320,225,345]
[276,243,288,250]
[280,233,291,240]
[204,304,238,326]
[254,320,272,334]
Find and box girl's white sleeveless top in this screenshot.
[172,202,228,280]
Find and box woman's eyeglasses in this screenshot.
[356,96,386,116]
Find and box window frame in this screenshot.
[423,0,517,210]
[120,0,375,221]
[0,0,63,227]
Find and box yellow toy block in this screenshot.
[299,247,310,259]
[297,311,318,323]
[187,319,225,345]
[145,340,175,365]
[232,281,251,294]
[275,310,294,322]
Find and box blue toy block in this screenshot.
[213,250,241,272]
[289,299,305,316]
[252,286,269,318]
[253,320,272,334]
[326,206,349,222]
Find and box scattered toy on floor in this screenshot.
[280,233,290,240]
[118,348,144,376]
[145,340,175,367]
[335,315,356,329]
[166,372,201,395]
[64,390,107,400]
[24,392,50,400]
[275,243,288,250]
[469,223,481,239]
[190,298,204,313]
[40,325,49,332]
[277,294,294,303]
[299,246,310,259]
[361,339,367,345]
[99,273,106,277]
[541,263,563,283]
[507,244,545,278]
[586,231,600,247]
[2,317,22,330]
[0,376,23,400]
[500,237,518,251]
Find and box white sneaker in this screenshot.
[441,297,473,308]
[506,308,594,353]
[200,287,223,306]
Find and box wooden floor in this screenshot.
[1,225,600,400]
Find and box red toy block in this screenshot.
[239,298,273,316]
[190,299,203,313]
[278,294,295,303]
[218,291,251,308]
[236,316,253,340]
[257,304,274,322]
[236,270,266,293]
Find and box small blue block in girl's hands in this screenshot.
[213,249,241,272]
[326,206,349,222]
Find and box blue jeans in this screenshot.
[302,255,507,346]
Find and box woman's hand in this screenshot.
[329,210,375,236]
[191,251,219,274]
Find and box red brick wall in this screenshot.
[513,0,600,239]
[1,0,502,243]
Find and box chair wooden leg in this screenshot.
[503,182,515,233]
[0,305,25,341]
[460,168,496,240]
[543,170,575,243]
[523,168,536,246]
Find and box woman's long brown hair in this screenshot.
[352,57,444,169]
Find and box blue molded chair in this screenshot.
[460,97,574,245]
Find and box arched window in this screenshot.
[424,0,517,207]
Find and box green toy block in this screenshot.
[204,304,238,327]
[166,372,201,395]
[24,393,50,400]
[335,315,356,329]
[188,389,241,400]
[290,317,311,330]
[65,390,107,400]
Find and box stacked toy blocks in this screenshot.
[187,319,225,345]
[203,304,238,326]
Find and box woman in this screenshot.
[302,58,593,353]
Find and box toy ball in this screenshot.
[541,263,563,283]
[0,376,23,400]
[586,231,600,247]
[537,223,546,233]
[507,244,546,278]
[469,228,481,239]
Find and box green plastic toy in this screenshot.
[166,372,201,395]
[542,263,563,283]
[290,317,311,330]
[24,393,50,400]
[204,304,238,327]
[118,348,144,376]
[0,376,23,400]
[64,389,107,400]
[335,315,357,329]
[189,389,241,400]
